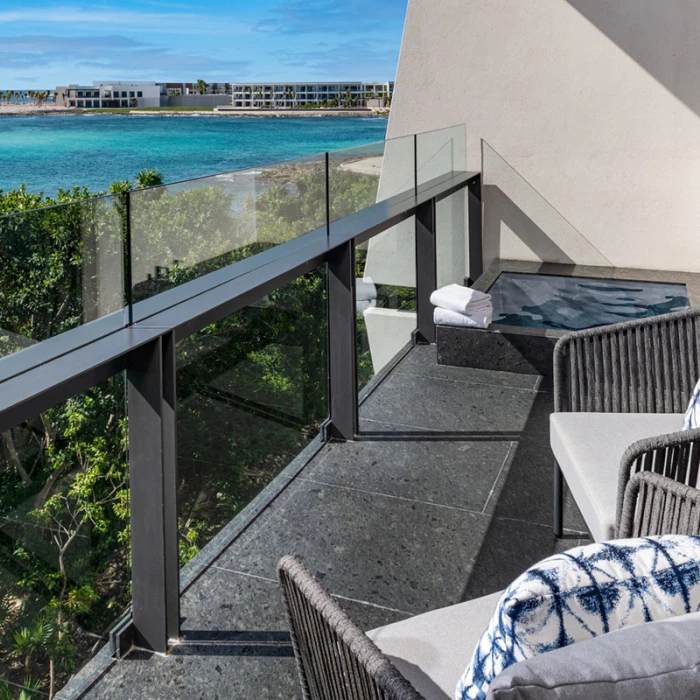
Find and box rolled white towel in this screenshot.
[429,284,491,315]
[434,306,492,329]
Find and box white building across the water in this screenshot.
[55,82,163,109]
[230,82,393,108]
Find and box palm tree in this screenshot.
[108,179,132,196]
[195,79,208,95]
[135,168,164,189]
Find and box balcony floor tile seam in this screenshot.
[357,417,443,433]
[207,565,415,618]
[356,416,523,440]
[272,473,588,540]
[493,513,588,537]
[289,474,492,517]
[481,441,516,514]
[273,465,588,537]
[387,369,541,394]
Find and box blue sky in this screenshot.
[0,0,407,89]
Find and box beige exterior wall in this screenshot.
[387,0,700,273]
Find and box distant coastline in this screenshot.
[0,112,388,194]
[0,104,388,118]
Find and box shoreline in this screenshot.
[0,105,389,118]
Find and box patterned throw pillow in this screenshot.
[456,536,700,700]
[683,378,700,429]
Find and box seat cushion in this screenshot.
[487,611,700,699]
[550,412,684,542]
[457,535,700,700]
[368,591,504,700]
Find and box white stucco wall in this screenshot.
[387,0,700,273]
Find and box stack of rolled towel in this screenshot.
[430,283,493,329]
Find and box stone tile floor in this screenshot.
[78,344,590,699]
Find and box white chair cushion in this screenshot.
[550,412,684,542]
[368,591,504,700]
[684,378,700,429]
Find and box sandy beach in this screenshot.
[339,155,384,176]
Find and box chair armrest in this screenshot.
[616,427,700,534]
[618,470,700,538]
[553,307,700,413]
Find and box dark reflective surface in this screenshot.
[490,272,689,331]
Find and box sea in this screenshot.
[0,114,388,195]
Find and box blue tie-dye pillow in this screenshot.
[683,378,700,430]
[456,535,700,700]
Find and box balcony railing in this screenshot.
[0,125,476,696]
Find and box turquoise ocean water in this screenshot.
[0,115,388,195]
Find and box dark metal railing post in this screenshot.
[327,240,358,441]
[467,174,483,285]
[124,191,134,326]
[127,332,180,652]
[413,133,419,197]
[414,198,437,344]
[325,152,331,235]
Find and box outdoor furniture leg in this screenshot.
[554,459,564,538]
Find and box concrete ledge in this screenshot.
[436,325,558,377]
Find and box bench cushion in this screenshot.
[487,611,700,699]
[368,591,504,700]
[550,412,684,541]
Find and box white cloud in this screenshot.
[0,34,250,79]
[0,6,249,35]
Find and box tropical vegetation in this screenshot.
[0,157,412,697]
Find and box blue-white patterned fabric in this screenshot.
[456,536,700,700]
[683,378,700,430]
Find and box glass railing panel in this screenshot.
[349,134,417,390]
[129,153,327,307]
[416,124,466,187]
[328,134,416,225]
[0,195,125,359]
[175,265,328,566]
[417,124,468,287]
[481,140,612,270]
[328,140,384,224]
[0,373,129,696]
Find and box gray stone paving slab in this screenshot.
[460,517,581,601]
[81,651,301,700]
[182,566,408,634]
[489,395,588,533]
[394,344,539,390]
[213,479,491,615]
[298,434,513,512]
[359,372,540,434]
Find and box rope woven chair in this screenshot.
[552,307,700,539]
[619,470,700,538]
[277,555,425,700]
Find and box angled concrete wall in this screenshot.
[387,0,700,273]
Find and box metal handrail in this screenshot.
[0,143,480,659]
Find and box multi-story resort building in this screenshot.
[55,81,162,108]
[230,81,394,108]
[159,82,231,96]
[54,80,393,109]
